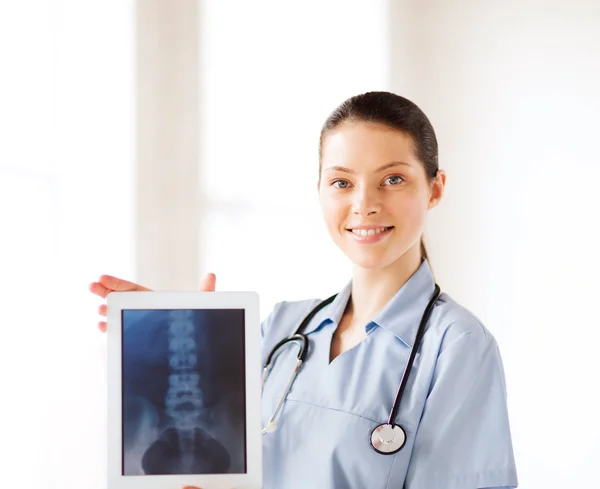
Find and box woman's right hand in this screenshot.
[89,273,217,332]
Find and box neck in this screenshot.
[347,243,423,326]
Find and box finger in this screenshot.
[89,281,111,299]
[98,321,106,333]
[98,274,151,292]
[99,304,107,317]
[199,273,216,292]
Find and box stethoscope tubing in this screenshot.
[261,283,441,454]
[386,283,441,424]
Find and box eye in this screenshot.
[383,175,404,186]
[331,180,351,189]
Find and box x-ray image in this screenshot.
[122,308,247,475]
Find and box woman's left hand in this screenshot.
[182,487,235,489]
[182,487,234,489]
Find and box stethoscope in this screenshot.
[261,283,442,455]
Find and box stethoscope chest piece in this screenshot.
[370,423,406,454]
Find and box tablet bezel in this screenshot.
[106,290,262,489]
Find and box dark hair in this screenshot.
[318,91,439,263]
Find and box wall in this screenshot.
[390,1,600,486]
[197,0,393,318]
[4,1,598,487]
[0,1,135,487]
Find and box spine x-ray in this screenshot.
[122,308,246,475]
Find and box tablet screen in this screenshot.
[121,308,247,476]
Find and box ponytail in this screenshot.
[420,235,436,281]
[420,235,429,263]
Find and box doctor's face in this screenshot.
[318,121,441,270]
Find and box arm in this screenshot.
[404,329,518,489]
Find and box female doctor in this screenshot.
[90,91,518,489]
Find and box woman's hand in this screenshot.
[181,487,234,489]
[181,486,234,489]
[89,273,217,332]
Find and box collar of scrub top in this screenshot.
[302,259,439,348]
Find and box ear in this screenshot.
[427,170,446,209]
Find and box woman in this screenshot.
[91,92,518,488]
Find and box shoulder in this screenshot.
[406,294,518,488]
[423,291,509,391]
[429,291,500,356]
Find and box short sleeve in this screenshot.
[260,301,287,364]
[260,302,280,341]
[404,330,519,489]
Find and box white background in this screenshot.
[1,1,599,488]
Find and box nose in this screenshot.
[351,186,381,216]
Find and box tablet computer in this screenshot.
[106,291,262,489]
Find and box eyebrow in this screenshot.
[323,161,412,174]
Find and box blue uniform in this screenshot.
[260,260,518,489]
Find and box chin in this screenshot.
[345,252,397,270]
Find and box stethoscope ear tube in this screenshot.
[264,333,308,367]
[263,294,337,368]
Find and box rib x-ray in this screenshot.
[122,308,246,475]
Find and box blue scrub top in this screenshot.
[260,260,518,489]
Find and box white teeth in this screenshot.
[351,227,390,237]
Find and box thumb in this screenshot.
[199,272,216,292]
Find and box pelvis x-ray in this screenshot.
[122,308,246,475]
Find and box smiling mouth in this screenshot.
[346,226,394,237]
